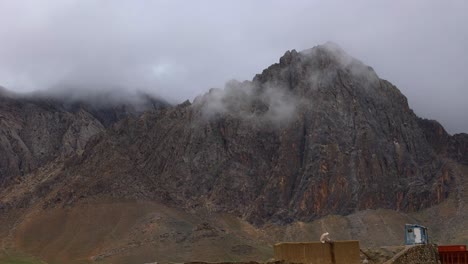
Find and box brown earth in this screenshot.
[0,164,466,264]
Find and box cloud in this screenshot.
[194,79,299,126]
[0,0,467,133]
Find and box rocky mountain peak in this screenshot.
[253,43,381,100]
[194,43,388,129]
[0,44,463,229]
[278,42,349,67]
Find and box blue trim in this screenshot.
[404,224,428,245]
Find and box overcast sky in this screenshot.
[0,0,466,133]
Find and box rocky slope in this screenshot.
[0,43,467,263]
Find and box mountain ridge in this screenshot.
[0,43,459,221]
[0,43,467,263]
[0,89,169,188]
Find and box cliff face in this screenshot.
[448,133,468,165]
[0,43,456,225]
[0,96,103,187]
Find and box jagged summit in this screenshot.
[253,42,381,98]
[195,42,383,129]
[301,41,351,60]
[275,42,370,73]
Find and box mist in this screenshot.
[194,79,299,126]
[0,0,467,133]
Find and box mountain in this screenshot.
[0,43,466,264]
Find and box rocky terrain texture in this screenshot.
[0,43,467,264]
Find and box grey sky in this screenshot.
[0,0,466,133]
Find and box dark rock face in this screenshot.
[448,133,468,165]
[0,95,103,186]
[0,43,462,226]
[418,118,468,165]
[417,118,450,155]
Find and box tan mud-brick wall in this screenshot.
[274,241,360,264]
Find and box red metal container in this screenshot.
[439,251,468,264]
[439,245,468,264]
[439,245,468,252]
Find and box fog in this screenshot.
[0,1,466,133]
[195,79,300,126]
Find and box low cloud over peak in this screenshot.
[0,0,467,133]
